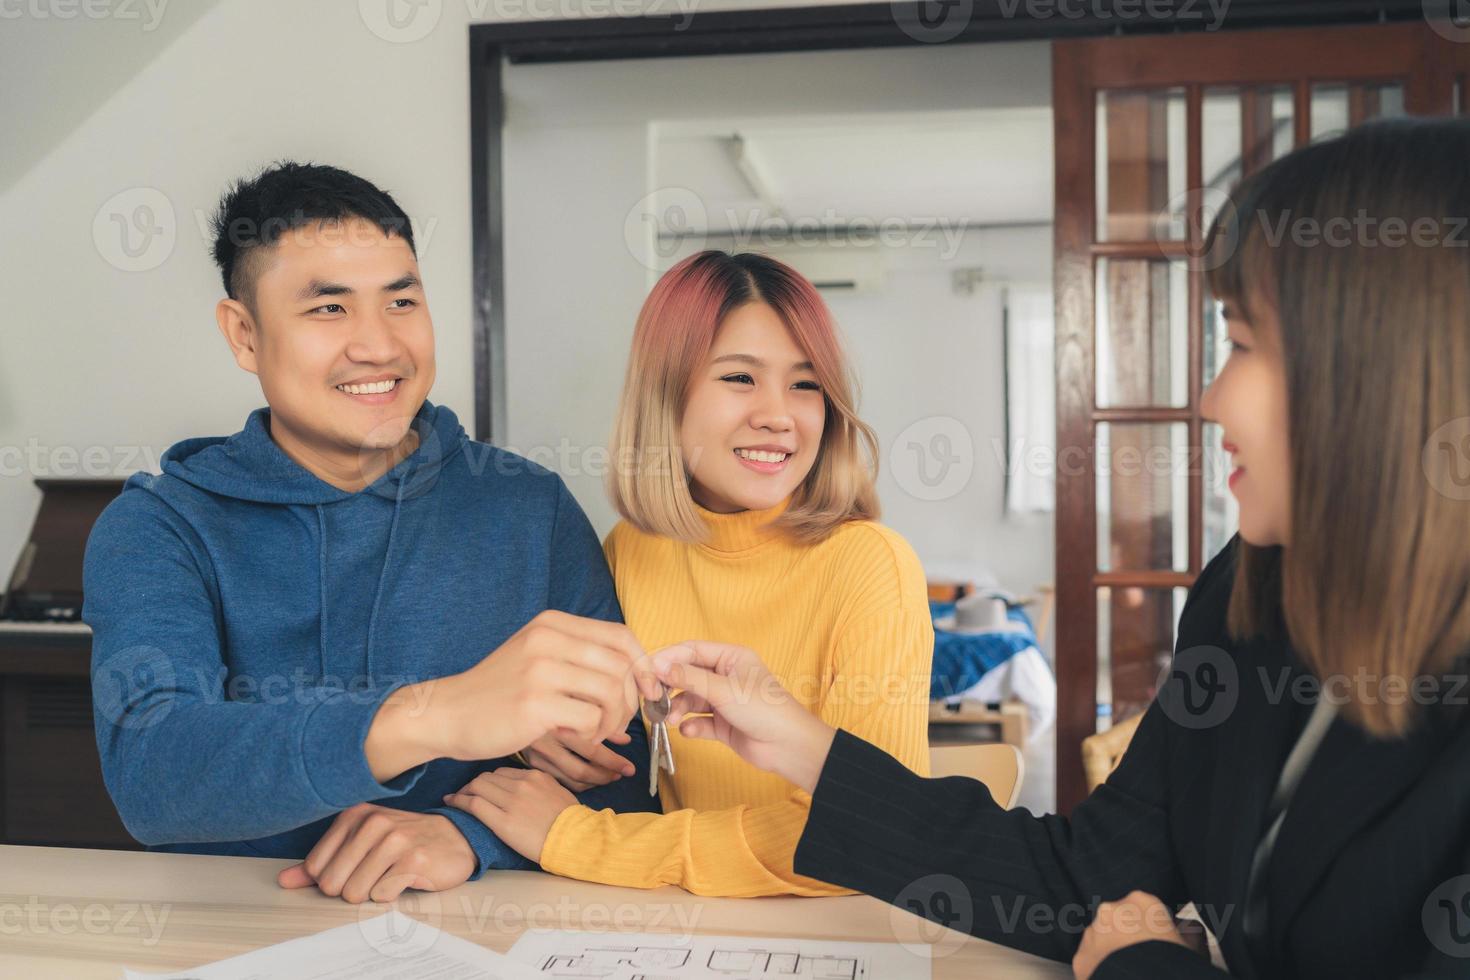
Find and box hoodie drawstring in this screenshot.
[363,474,407,680]
[316,506,328,679]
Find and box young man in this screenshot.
[83,162,659,904]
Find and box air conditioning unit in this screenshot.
[754,242,889,294]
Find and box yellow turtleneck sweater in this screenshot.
[537,497,934,897]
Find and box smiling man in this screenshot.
[82,162,658,903]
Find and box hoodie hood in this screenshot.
[158,399,467,505]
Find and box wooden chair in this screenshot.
[1080,711,1143,791]
[929,742,1025,809]
[928,698,1029,749]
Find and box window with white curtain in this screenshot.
[1004,285,1056,514]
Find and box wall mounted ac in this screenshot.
[750,241,889,294]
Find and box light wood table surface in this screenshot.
[0,844,1071,978]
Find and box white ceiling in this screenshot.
[655,107,1055,235]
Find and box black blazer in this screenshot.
[794,538,1470,979]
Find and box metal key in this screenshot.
[645,690,676,796]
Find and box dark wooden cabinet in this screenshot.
[0,633,139,849]
[1,478,138,849]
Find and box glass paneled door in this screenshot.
[1051,21,1470,811]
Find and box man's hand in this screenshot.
[1072,891,1193,980]
[522,730,636,792]
[277,804,475,904]
[443,768,579,864]
[365,610,664,783]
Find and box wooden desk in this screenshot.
[0,845,1070,978]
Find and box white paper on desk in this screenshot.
[508,928,930,980]
[121,909,538,980]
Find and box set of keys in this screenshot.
[644,689,677,796]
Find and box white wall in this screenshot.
[0,0,891,576]
[828,230,1056,601]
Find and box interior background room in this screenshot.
[3,0,1450,849]
[1,1,1065,821]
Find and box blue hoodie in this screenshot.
[82,399,656,878]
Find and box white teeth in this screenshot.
[735,448,790,464]
[336,379,399,395]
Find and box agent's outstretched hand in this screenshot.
[652,641,835,793]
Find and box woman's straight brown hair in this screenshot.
[1205,116,1470,738]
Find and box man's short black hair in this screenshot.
[210,161,416,306]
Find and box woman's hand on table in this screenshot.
[651,641,836,794]
[277,804,475,904]
[443,768,579,864]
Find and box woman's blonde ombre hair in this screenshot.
[608,250,879,546]
[1205,117,1470,738]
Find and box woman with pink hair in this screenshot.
[446,250,934,897]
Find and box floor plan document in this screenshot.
[507,929,930,980]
